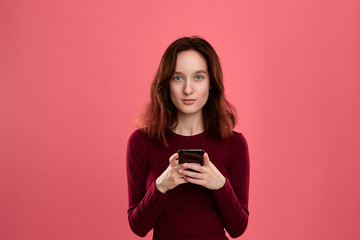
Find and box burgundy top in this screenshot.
[126,130,250,240]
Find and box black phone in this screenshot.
[178,149,204,170]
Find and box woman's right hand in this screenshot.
[155,153,187,194]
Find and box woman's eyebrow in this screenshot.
[174,70,207,74]
[194,70,207,74]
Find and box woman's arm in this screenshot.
[211,133,250,238]
[179,133,250,237]
[126,131,168,237]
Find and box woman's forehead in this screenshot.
[175,50,207,73]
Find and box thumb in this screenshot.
[203,152,210,167]
[169,153,178,166]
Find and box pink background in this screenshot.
[1,0,360,239]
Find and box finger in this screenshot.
[176,177,187,185]
[169,153,179,166]
[184,176,205,186]
[203,152,210,167]
[183,163,204,173]
[179,169,202,179]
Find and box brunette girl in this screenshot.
[126,36,249,240]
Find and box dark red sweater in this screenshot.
[126,130,249,239]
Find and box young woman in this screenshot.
[126,36,249,240]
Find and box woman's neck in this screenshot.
[173,112,204,136]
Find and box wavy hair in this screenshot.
[136,36,237,146]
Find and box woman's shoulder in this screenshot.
[224,130,248,150]
[229,130,247,142]
[222,131,249,166]
[128,129,149,145]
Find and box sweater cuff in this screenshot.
[211,177,234,200]
[150,180,169,200]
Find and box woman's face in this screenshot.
[169,50,210,118]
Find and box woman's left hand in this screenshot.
[179,152,226,190]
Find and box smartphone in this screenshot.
[178,149,204,172]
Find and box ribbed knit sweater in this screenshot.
[126,130,249,240]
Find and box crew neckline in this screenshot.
[170,131,206,138]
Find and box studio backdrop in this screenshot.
[1,0,360,239]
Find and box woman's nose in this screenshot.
[183,80,193,95]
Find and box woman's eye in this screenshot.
[173,76,182,81]
[194,75,204,80]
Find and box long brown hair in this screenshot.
[136,36,237,146]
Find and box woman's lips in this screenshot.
[182,99,196,105]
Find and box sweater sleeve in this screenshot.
[126,130,169,237]
[212,133,250,238]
